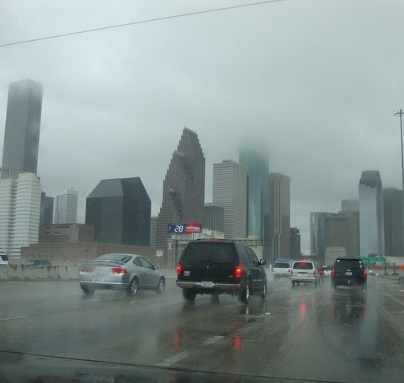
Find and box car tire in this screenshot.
[239,279,251,304]
[183,288,196,301]
[156,277,165,294]
[260,281,267,299]
[81,286,94,296]
[127,277,139,296]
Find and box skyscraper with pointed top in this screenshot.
[156,128,205,259]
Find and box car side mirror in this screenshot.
[259,259,266,266]
[154,265,160,270]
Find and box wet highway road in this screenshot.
[1,275,404,382]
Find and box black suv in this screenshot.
[331,256,367,290]
[176,239,267,304]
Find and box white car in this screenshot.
[0,252,9,265]
[272,262,291,279]
[291,260,319,287]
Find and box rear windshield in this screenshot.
[335,259,363,268]
[181,242,236,264]
[96,254,132,263]
[274,263,290,268]
[293,262,314,270]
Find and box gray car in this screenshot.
[79,253,165,296]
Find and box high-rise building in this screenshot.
[86,177,151,246]
[204,204,225,233]
[290,227,301,259]
[383,187,403,257]
[359,170,384,257]
[2,79,43,174]
[269,173,290,260]
[239,146,270,259]
[325,212,360,256]
[54,189,78,224]
[212,160,247,239]
[40,191,54,225]
[310,212,334,261]
[0,173,41,257]
[156,128,205,257]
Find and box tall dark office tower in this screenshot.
[156,128,205,256]
[269,173,291,260]
[2,79,43,174]
[85,177,151,246]
[239,145,270,260]
[383,187,403,257]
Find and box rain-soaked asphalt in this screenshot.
[1,274,404,383]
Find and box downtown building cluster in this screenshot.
[2,78,401,266]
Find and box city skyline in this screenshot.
[1,1,404,253]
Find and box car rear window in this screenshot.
[293,262,314,270]
[97,254,132,263]
[274,263,290,268]
[335,259,363,268]
[181,242,236,264]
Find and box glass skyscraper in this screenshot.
[359,170,384,257]
[2,79,43,174]
[239,148,269,238]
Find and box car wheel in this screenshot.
[183,288,196,301]
[239,279,251,304]
[156,277,165,294]
[127,277,139,296]
[260,281,267,299]
[81,286,94,296]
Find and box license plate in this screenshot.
[346,271,352,276]
[93,276,104,282]
[201,281,215,288]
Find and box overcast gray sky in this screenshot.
[0,0,403,253]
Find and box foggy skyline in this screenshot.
[1,0,404,253]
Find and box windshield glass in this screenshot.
[1,1,404,382]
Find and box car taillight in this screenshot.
[111,267,127,274]
[331,267,335,277]
[234,265,243,279]
[363,268,368,278]
[176,264,183,276]
[313,269,316,276]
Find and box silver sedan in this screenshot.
[79,253,165,296]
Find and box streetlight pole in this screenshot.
[394,109,404,193]
[394,109,404,257]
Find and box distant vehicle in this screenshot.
[176,239,267,304]
[79,253,165,296]
[272,262,291,279]
[0,252,9,265]
[24,259,52,266]
[331,257,367,290]
[291,260,319,287]
[323,266,332,276]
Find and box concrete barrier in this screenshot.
[0,265,79,280]
[0,265,175,281]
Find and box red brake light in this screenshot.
[331,267,335,277]
[234,265,243,279]
[176,264,183,276]
[111,267,127,274]
[363,268,368,278]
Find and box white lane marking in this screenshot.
[156,335,225,367]
[0,316,28,321]
[156,351,189,367]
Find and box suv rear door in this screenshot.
[179,242,237,283]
